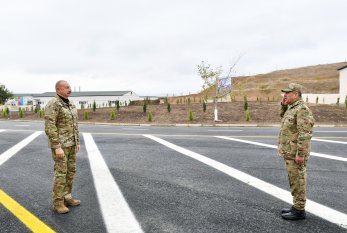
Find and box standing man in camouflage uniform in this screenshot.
[45,80,81,214]
[278,83,314,220]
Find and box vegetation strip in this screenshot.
[0,189,55,233]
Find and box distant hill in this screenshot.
[168,61,347,103]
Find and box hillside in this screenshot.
[168,61,347,103]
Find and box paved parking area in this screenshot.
[0,121,347,233]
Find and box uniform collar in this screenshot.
[288,98,303,109]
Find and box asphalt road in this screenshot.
[0,120,346,233]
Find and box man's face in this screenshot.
[283,91,298,105]
[56,81,72,98]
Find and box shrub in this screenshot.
[110,111,116,120]
[176,99,179,105]
[143,101,147,113]
[83,112,89,120]
[116,101,120,111]
[245,110,251,122]
[167,103,171,113]
[336,97,340,105]
[147,112,153,122]
[93,100,96,112]
[345,96,347,109]
[188,111,193,122]
[203,102,207,112]
[243,96,248,111]
[316,96,319,104]
[19,108,24,118]
[38,109,43,118]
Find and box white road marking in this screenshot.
[312,138,347,145]
[0,131,42,166]
[122,128,149,131]
[83,133,143,233]
[207,130,243,132]
[144,134,347,229]
[0,129,5,133]
[315,131,347,133]
[15,125,30,127]
[215,136,347,162]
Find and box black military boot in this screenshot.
[281,206,294,214]
[281,207,306,220]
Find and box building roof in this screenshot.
[337,65,347,71]
[33,91,133,97]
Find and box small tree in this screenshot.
[38,109,43,118]
[176,99,179,105]
[245,110,251,122]
[336,97,340,105]
[83,111,89,120]
[93,100,96,112]
[316,96,319,104]
[188,111,193,122]
[143,101,147,113]
[0,85,13,105]
[306,96,308,103]
[116,101,120,112]
[110,111,116,120]
[188,97,191,105]
[345,96,347,109]
[19,107,24,118]
[243,95,248,111]
[167,103,171,113]
[203,101,207,112]
[147,112,153,122]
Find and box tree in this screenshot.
[93,100,96,112]
[0,84,13,105]
[167,103,171,113]
[197,61,223,102]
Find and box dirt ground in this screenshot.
[3,102,347,125]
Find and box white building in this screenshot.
[33,91,142,109]
[302,65,347,104]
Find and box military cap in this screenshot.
[281,83,304,93]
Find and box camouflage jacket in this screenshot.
[44,95,79,149]
[278,99,314,160]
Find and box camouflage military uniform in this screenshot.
[278,99,314,210]
[44,94,79,205]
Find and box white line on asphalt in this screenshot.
[122,128,149,131]
[0,129,5,133]
[83,133,143,233]
[215,136,347,162]
[315,131,347,133]
[15,125,30,127]
[144,134,347,229]
[0,131,42,166]
[312,138,347,145]
[207,130,243,132]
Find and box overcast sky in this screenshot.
[1,0,346,96]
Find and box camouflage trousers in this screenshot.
[51,146,77,203]
[285,159,307,210]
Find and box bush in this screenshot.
[243,96,248,111]
[316,96,319,104]
[188,111,193,122]
[93,100,96,112]
[19,107,24,118]
[83,112,89,120]
[116,101,120,111]
[2,109,8,118]
[110,111,116,120]
[167,103,171,113]
[203,102,207,112]
[245,110,251,122]
[143,101,147,113]
[147,112,153,122]
[336,97,340,105]
[38,109,43,118]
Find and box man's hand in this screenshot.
[76,144,80,153]
[295,156,305,165]
[55,148,64,159]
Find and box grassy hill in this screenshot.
[168,61,347,103]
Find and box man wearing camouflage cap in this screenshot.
[44,80,81,214]
[278,83,314,220]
